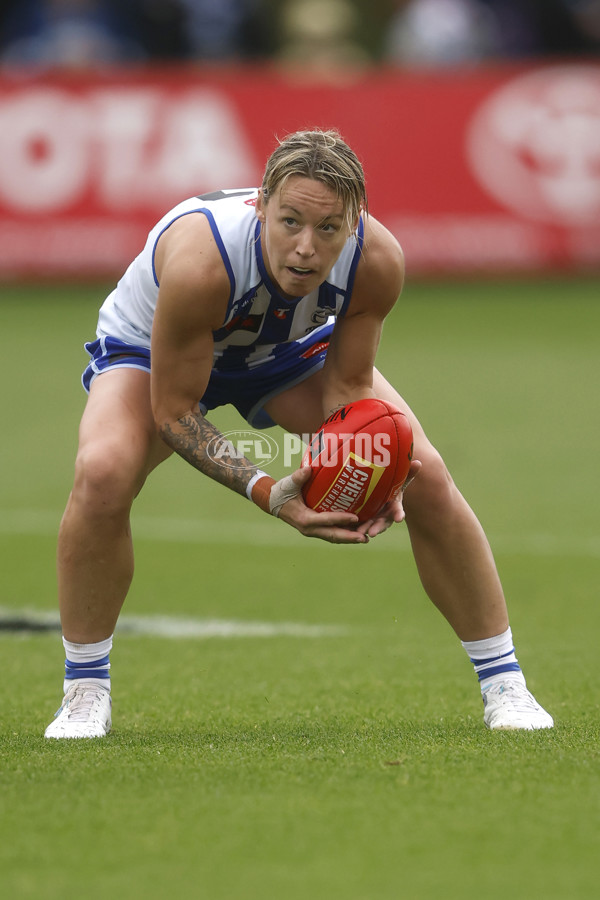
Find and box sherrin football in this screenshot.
[301,398,414,522]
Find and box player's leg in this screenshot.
[371,371,551,728]
[371,370,510,641]
[266,367,507,638]
[266,369,553,729]
[262,366,329,436]
[58,368,172,641]
[46,368,172,739]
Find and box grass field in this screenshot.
[1,276,599,898]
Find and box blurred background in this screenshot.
[1,12,598,895]
[1,1,599,67]
[0,0,598,280]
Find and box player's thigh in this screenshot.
[77,368,171,494]
[370,369,434,457]
[371,369,455,512]
[263,368,328,436]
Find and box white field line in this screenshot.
[0,508,403,550]
[0,606,348,639]
[1,508,599,559]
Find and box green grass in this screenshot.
[1,276,599,898]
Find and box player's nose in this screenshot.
[295,226,315,257]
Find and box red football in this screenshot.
[301,398,414,522]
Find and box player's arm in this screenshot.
[320,215,405,419]
[151,213,261,496]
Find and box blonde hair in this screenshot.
[261,129,367,234]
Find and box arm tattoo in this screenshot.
[159,409,256,497]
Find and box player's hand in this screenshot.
[355,459,421,538]
[274,467,369,544]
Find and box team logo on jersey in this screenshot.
[310,306,336,326]
[274,308,289,320]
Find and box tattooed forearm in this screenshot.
[159,409,256,497]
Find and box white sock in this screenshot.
[461,626,525,690]
[62,635,113,693]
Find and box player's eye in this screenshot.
[283,217,298,227]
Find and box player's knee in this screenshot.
[404,445,456,522]
[72,442,144,514]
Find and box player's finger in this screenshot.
[290,465,313,486]
[365,519,392,538]
[309,526,368,544]
[303,507,359,528]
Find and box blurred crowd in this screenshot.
[0,0,598,68]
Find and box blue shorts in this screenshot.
[82,326,333,429]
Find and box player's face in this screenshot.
[256,176,357,300]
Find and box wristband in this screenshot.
[246,469,302,517]
[245,469,269,500]
[248,471,277,514]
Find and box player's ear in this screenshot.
[352,200,366,234]
[256,189,267,223]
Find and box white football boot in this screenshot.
[44,682,112,739]
[482,675,554,730]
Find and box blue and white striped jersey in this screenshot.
[96,188,364,376]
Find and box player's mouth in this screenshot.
[287,265,314,279]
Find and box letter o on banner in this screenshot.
[0,89,89,212]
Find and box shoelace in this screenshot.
[486,682,539,712]
[62,686,108,723]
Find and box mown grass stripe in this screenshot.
[0,607,348,639]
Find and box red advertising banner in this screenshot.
[0,63,599,278]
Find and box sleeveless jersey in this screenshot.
[96,189,364,377]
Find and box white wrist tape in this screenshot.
[268,473,302,518]
[245,469,269,500]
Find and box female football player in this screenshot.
[45,129,552,738]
